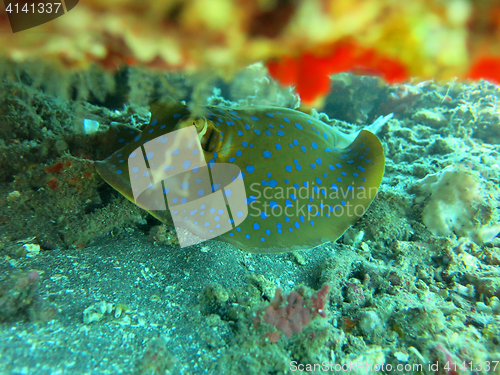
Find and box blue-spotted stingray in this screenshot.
[95,98,385,253]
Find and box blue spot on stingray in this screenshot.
[323,132,328,139]
[294,222,299,229]
[358,166,366,171]
[306,119,312,124]
[288,228,293,232]
[172,149,180,155]
[290,193,296,200]
[268,124,274,128]
[263,150,272,158]
[300,215,305,223]
[134,135,141,142]
[310,220,315,226]
[329,165,335,170]
[270,201,278,209]
[151,119,158,125]
[331,184,338,191]
[310,164,316,169]
[336,163,342,168]
[265,130,271,136]
[160,125,166,129]
[253,223,259,230]
[246,234,250,239]
[267,172,272,177]
[268,179,278,188]
[254,129,261,135]
[277,130,285,136]
[229,110,238,115]
[246,195,257,204]
[337,177,342,182]
[353,172,359,177]
[316,177,321,184]
[236,210,243,217]
[285,165,292,172]
[315,158,322,165]
[260,212,267,219]
[226,121,234,126]
[149,129,154,134]
[295,123,303,130]
[173,113,182,118]
[236,150,242,157]
[266,113,274,117]
[294,183,299,189]
[311,142,318,149]
[246,165,255,173]
[275,143,282,150]
[283,117,290,123]
[341,200,346,206]
[266,229,271,235]
[301,146,307,153]
[116,170,122,174]
[293,139,299,145]
[237,130,243,136]
[229,157,235,163]
[242,141,248,147]
[261,237,265,242]
[307,204,312,212]
[119,138,125,143]
[341,172,346,176]
[285,217,290,222]
[250,116,259,121]
[285,200,292,207]
[245,124,250,130]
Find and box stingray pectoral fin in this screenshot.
[95,159,173,224]
[330,129,385,235]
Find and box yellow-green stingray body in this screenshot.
[95,99,385,253]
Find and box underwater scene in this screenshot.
[1,0,500,374]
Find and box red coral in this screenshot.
[255,284,330,339]
[266,39,408,105]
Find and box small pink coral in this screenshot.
[255,284,330,339]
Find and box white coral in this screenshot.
[417,166,500,243]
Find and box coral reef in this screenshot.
[4,0,500,103]
[1,58,500,373]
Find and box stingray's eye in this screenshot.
[192,118,207,133]
[198,120,222,153]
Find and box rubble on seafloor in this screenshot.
[0,63,500,373]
